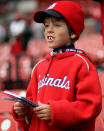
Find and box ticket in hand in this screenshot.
[3,90,38,108]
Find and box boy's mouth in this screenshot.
[47,36,54,42]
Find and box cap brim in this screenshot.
[34,10,63,23]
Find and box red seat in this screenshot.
[18,56,33,81]
[26,39,50,63]
[7,55,18,81]
[98,72,104,119]
[0,43,11,62]
[75,33,104,66]
[99,72,104,96]
[95,116,104,131]
[0,115,18,131]
[0,55,17,90]
[99,98,104,120]
[0,62,10,81]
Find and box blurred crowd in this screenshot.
[0,0,102,53]
[0,0,103,89]
[0,11,45,56]
[0,0,51,90]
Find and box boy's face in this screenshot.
[44,17,71,49]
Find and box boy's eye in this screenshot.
[44,24,49,28]
[54,24,61,27]
[44,23,62,28]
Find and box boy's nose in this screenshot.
[48,30,54,34]
[47,25,54,33]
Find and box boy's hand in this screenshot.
[14,102,29,116]
[34,101,51,120]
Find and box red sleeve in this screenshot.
[12,105,33,131]
[48,61,102,128]
[11,66,38,131]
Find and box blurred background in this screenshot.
[0,0,104,131]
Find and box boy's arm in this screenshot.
[11,79,34,131]
[48,62,102,128]
[12,105,33,131]
[11,67,38,131]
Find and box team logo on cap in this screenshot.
[47,3,57,9]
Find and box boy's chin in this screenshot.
[48,45,56,49]
[47,44,61,49]
[47,41,62,49]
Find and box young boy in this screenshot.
[12,1,102,131]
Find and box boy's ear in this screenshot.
[70,33,77,39]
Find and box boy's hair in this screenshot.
[34,1,84,38]
[64,18,79,43]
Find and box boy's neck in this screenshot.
[52,44,85,55]
[53,44,75,52]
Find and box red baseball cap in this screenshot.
[34,1,84,37]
